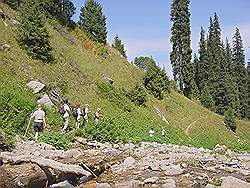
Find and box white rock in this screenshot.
[164,164,184,176]
[96,183,112,188]
[161,179,176,188]
[37,94,53,108]
[27,81,45,93]
[221,176,249,188]
[144,177,159,184]
[123,157,135,168]
[115,180,143,188]
[205,184,216,188]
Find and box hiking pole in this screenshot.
[24,118,31,137]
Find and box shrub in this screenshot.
[97,82,133,112]
[39,132,71,150]
[224,107,236,132]
[127,85,147,106]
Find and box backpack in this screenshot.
[59,105,66,115]
[82,108,86,117]
[72,107,78,118]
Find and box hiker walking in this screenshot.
[29,104,46,142]
[93,108,102,122]
[61,100,70,132]
[74,101,81,128]
[82,104,90,124]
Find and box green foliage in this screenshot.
[133,56,156,71]
[232,28,248,118]
[170,0,194,98]
[3,0,22,9]
[46,0,76,26]
[0,81,36,146]
[97,82,133,112]
[127,85,148,106]
[18,0,54,63]
[143,64,170,99]
[224,107,236,132]
[112,35,127,59]
[200,85,215,111]
[79,0,107,44]
[39,132,71,150]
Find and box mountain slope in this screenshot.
[0,3,249,151]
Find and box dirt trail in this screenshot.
[185,113,209,136]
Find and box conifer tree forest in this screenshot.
[170,0,249,126]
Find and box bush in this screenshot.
[97,82,133,112]
[127,85,147,106]
[0,82,36,146]
[224,107,236,132]
[39,132,71,150]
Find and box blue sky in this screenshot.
[72,0,250,77]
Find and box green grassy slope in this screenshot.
[0,3,249,151]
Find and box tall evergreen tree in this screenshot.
[112,35,127,59]
[133,56,156,71]
[18,0,53,63]
[79,0,107,44]
[232,28,248,118]
[247,61,250,119]
[170,0,194,98]
[198,27,209,92]
[47,0,76,26]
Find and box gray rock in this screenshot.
[164,164,184,176]
[123,157,135,168]
[144,177,159,184]
[161,179,176,188]
[96,183,112,188]
[49,180,74,188]
[149,162,160,171]
[0,44,11,51]
[115,180,143,188]
[103,76,114,85]
[221,176,249,188]
[205,184,216,188]
[37,94,53,108]
[27,81,45,94]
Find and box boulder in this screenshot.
[103,77,114,85]
[49,180,74,188]
[27,81,45,94]
[164,164,184,176]
[96,183,112,188]
[37,94,53,108]
[161,179,176,188]
[0,44,11,51]
[144,177,159,184]
[115,180,143,188]
[221,176,249,188]
[123,157,135,168]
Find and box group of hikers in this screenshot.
[28,100,102,141]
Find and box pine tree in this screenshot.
[198,27,209,91]
[232,28,248,118]
[18,0,53,63]
[247,61,250,119]
[200,84,215,111]
[170,0,194,99]
[143,64,170,99]
[224,107,236,132]
[112,35,127,59]
[47,0,76,26]
[79,0,107,44]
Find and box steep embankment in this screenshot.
[0,3,249,151]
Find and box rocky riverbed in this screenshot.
[0,137,250,188]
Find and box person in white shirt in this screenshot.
[82,104,90,124]
[75,101,82,128]
[30,104,47,142]
[61,100,70,132]
[149,128,155,137]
